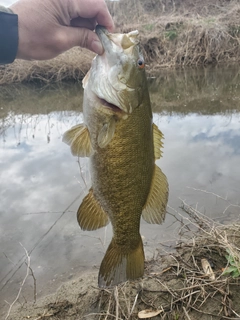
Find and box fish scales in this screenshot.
[91,96,153,243]
[63,26,168,287]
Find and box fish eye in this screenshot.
[137,59,145,69]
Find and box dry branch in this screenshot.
[5,244,31,320]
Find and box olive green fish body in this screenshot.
[91,93,153,245]
[63,26,168,287]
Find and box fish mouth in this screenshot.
[97,96,125,114]
[95,26,124,114]
[99,98,120,111]
[94,26,132,115]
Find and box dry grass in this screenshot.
[131,0,240,72]
[1,0,240,84]
[0,48,93,85]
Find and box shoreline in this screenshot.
[6,205,240,319]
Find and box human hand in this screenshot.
[10,0,114,60]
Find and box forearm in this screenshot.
[0,7,18,64]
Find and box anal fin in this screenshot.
[62,123,93,157]
[77,188,109,231]
[142,164,168,224]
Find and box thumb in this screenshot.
[60,26,104,55]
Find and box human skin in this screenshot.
[10,0,114,60]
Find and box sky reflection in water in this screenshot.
[0,67,240,314]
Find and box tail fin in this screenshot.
[98,236,144,288]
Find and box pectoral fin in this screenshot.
[142,165,168,224]
[153,123,164,160]
[62,124,93,157]
[77,188,109,230]
[98,118,116,148]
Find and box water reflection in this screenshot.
[0,0,16,5]
[0,67,240,316]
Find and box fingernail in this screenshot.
[92,40,104,55]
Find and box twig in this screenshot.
[186,186,240,214]
[114,286,119,320]
[33,311,53,320]
[5,243,30,320]
[28,265,37,303]
[183,306,192,320]
[186,186,228,201]
[104,291,113,320]
[190,305,240,319]
[128,291,139,319]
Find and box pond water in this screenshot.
[0,66,240,316]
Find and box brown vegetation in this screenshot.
[1,0,240,84]
[0,48,93,85]
[112,0,240,71]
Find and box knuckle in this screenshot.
[53,31,68,52]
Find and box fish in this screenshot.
[63,26,168,287]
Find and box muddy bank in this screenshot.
[1,0,240,84]
[6,204,240,320]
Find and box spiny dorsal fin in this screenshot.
[98,236,144,288]
[98,118,116,148]
[153,123,164,160]
[62,124,93,157]
[77,188,109,231]
[142,164,168,224]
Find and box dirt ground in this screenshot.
[6,204,240,320]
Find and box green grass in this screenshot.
[222,248,240,278]
[164,29,178,40]
[143,23,155,31]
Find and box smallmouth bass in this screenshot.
[63,26,168,287]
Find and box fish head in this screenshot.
[83,26,146,115]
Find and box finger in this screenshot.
[58,26,104,55]
[95,4,114,32]
[68,0,114,32]
[71,17,96,30]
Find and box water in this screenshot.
[0,66,240,315]
[0,0,16,6]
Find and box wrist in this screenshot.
[0,5,14,14]
[0,6,18,64]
